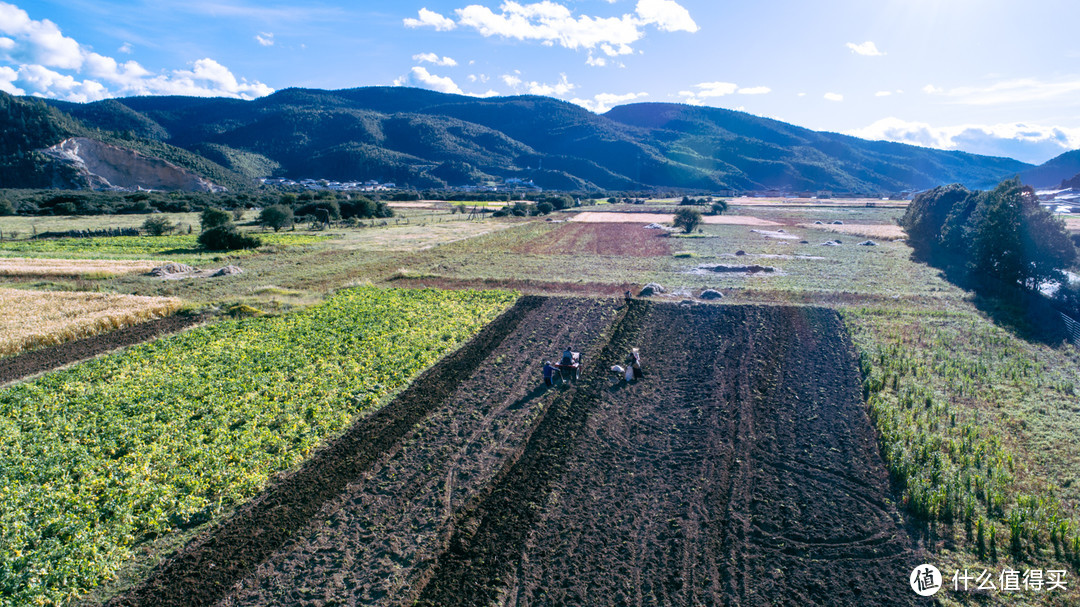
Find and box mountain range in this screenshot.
[0,86,1076,194]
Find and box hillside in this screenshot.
[0,86,1049,193]
[1020,149,1080,188]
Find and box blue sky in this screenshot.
[4,0,1080,164]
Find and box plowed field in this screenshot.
[111,300,919,607]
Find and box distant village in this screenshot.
[258,177,543,193]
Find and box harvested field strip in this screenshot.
[570,212,781,226]
[414,299,649,606]
[0,313,205,386]
[418,304,919,606]
[0,257,162,277]
[216,297,622,605]
[0,287,181,358]
[800,222,906,240]
[108,295,544,607]
[512,222,671,256]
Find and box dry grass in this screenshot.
[0,257,162,278]
[799,222,907,240]
[730,197,909,208]
[0,287,182,357]
[570,212,781,226]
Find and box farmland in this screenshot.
[0,287,514,606]
[0,288,181,357]
[2,198,1079,606]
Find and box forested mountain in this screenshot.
[0,86,1054,193]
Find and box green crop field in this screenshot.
[0,286,515,606]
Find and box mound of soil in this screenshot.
[0,314,205,386]
[699,264,776,274]
[639,282,665,296]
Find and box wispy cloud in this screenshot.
[824,92,843,101]
[118,42,133,54]
[0,1,272,101]
[403,7,457,31]
[255,31,274,46]
[846,41,883,56]
[413,52,457,67]
[922,77,1080,106]
[403,0,697,62]
[849,117,1080,164]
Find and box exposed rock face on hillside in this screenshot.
[40,137,225,192]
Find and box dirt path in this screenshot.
[0,313,205,386]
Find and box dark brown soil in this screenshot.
[0,313,205,386]
[416,304,920,607]
[109,300,920,607]
[386,275,638,296]
[513,222,671,257]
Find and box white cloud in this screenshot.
[923,77,1080,106]
[824,92,843,101]
[738,86,770,95]
[848,117,1080,164]
[570,90,647,113]
[679,81,744,105]
[634,0,699,33]
[410,0,696,60]
[393,66,464,94]
[0,1,81,69]
[255,32,274,46]
[501,73,522,87]
[846,41,883,56]
[118,42,133,54]
[403,8,458,31]
[0,2,273,102]
[586,53,606,67]
[413,52,457,67]
[875,90,892,97]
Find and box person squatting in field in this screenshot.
[628,347,642,379]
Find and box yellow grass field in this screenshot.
[799,222,907,240]
[570,211,781,226]
[0,288,182,357]
[0,257,162,277]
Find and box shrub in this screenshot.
[710,200,728,215]
[673,207,702,234]
[141,216,176,236]
[198,226,261,251]
[0,199,15,216]
[536,201,554,215]
[259,204,294,232]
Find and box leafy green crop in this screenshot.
[0,233,326,260]
[0,286,515,605]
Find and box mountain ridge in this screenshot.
[1,86,1073,193]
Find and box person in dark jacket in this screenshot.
[542,361,555,386]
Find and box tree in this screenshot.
[200,207,232,231]
[536,201,554,215]
[673,207,702,234]
[141,216,175,236]
[259,204,294,232]
[710,200,728,215]
[0,199,14,216]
